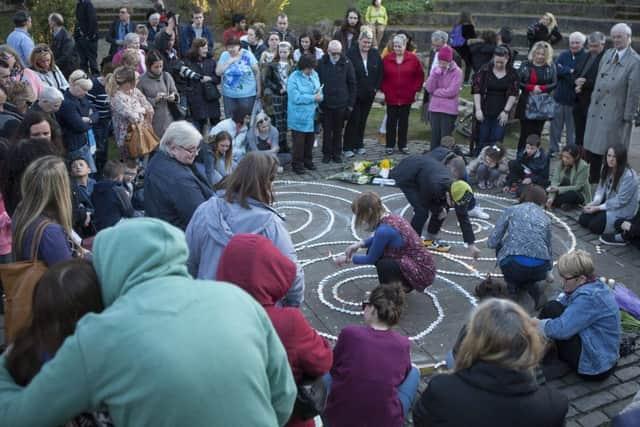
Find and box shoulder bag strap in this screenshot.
[29,220,52,262]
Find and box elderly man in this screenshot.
[7,10,34,66]
[30,85,64,137]
[49,13,77,78]
[573,32,606,151]
[549,32,587,155]
[317,40,356,163]
[584,23,640,183]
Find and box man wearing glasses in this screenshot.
[106,7,136,57]
[316,40,356,164]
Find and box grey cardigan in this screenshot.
[487,202,552,264]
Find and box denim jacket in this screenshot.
[540,279,620,375]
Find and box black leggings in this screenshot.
[552,191,585,208]
[539,301,616,381]
[375,257,411,291]
[578,211,606,235]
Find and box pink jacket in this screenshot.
[424,62,462,115]
[0,196,11,256]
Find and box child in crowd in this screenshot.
[70,157,96,238]
[467,143,508,190]
[451,178,490,220]
[122,160,144,211]
[323,283,420,427]
[91,160,137,231]
[504,134,549,195]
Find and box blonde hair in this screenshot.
[351,191,386,232]
[121,49,140,68]
[557,249,595,279]
[68,70,93,91]
[541,12,557,30]
[105,66,136,96]
[455,299,546,373]
[29,44,56,73]
[12,156,80,259]
[528,41,554,65]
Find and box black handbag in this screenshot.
[525,93,556,121]
[203,80,220,101]
[168,101,187,120]
[293,376,328,420]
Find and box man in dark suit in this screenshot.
[74,0,99,75]
[106,6,136,57]
[573,31,605,148]
[49,13,77,78]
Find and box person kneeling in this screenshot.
[537,249,620,381]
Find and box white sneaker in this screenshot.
[357,148,366,155]
[468,206,490,220]
[343,150,355,158]
[277,166,284,174]
[313,138,318,148]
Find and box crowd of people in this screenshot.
[0,1,638,425]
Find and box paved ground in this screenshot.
[277,134,640,426]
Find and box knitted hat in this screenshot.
[451,180,473,204]
[439,45,453,63]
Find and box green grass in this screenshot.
[283,0,356,28]
[0,13,14,43]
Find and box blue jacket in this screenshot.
[144,151,214,230]
[56,90,99,152]
[554,49,587,106]
[91,180,135,231]
[179,25,214,57]
[540,279,621,375]
[517,147,550,187]
[287,70,321,132]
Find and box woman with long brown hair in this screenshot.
[413,299,568,426]
[184,37,221,133]
[186,152,304,307]
[12,155,84,265]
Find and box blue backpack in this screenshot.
[450,25,465,47]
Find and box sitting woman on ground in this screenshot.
[579,143,639,243]
[12,155,85,265]
[186,152,305,307]
[467,144,508,190]
[195,130,236,186]
[414,298,568,427]
[218,234,332,427]
[546,144,591,210]
[537,249,620,381]
[293,32,324,63]
[487,184,552,308]
[471,46,519,155]
[29,44,68,91]
[5,259,110,425]
[246,112,292,168]
[262,41,294,153]
[323,283,420,427]
[334,191,436,293]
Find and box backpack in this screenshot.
[450,25,465,47]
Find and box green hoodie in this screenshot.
[0,218,296,427]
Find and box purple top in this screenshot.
[324,325,411,427]
[19,217,73,266]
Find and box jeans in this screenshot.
[322,107,347,158]
[223,96,256,119]
[477,117,506,155]
[476,163,502,186]
[573,103,588,147]
[499,256,550,288]
[579,210,606,235]
[549,104,575,153]
[322,366,420,424]
[551,190,584,208]
[375,257,411,290]
[386,104,410,149]
[400,184,446,238]
[429,111,457,151]
[344,96,374,151]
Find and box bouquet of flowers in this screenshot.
[327,159,396,185]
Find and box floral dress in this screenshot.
[110,88,154,149]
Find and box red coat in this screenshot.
[217,234,333,427]
[381,51,425,105]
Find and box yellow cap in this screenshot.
[451,180,472,203]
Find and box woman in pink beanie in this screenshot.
[424,44,463,150]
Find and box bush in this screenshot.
[174,0,211,15]
[216,0,290,29]
[356,0,429,25]
[27,0,76,44]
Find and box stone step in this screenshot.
[404,12,640,35]
[432,0,618,19]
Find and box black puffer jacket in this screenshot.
[316,54,357,110]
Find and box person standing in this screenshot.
[273,13,297,48]
[216,37,260,118]
[262,41,294,154]
[515,41,557,153]
[222,14,247,45]
[584,23,640,183]
[317,40,356,163]
[184,38,221,133]
[425,45,462,150]
[106,7,136,57]
[549,32,587,155]
[573,32,605,150]
[48,13,77,79]
[450,11,476,83]
[179,7,214,57]
[333,8,362,52]
[74,0,99,75]
[365,0,388,49]
[343,30,383,158]
[7,10,34,67]
[381,34,424,155]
